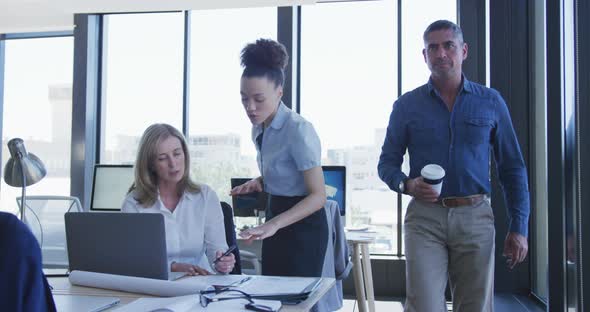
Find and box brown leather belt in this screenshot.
[436,194,486,208]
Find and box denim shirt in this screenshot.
[252,102,322,196]
[378,77,530,236]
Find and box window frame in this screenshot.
[84,1,469,257]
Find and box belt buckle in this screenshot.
[441,197,451,208]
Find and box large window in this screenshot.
[1,36,73,271]
[188,8,276,205]
[399,0,456,254]
[300,0,455,255]
[1,37,73,215]
[100,13,184,164]
[301,1,397,254]
[93,2,456,255]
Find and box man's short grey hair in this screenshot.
[423,20,464,43]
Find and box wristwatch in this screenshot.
[398,178,407,194]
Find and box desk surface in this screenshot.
[48,276,335,312]
[345,231,377,243]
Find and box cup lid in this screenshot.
[421,164,445,180]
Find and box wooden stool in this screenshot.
[346,232,376,312]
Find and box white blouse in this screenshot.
[121,184,228,273]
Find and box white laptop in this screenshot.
[53,294,120,312]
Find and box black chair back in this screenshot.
[220,201,241,274]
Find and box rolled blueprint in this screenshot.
[68,270,212,297]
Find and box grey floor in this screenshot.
[336,298,403,312]
[493,293,545,312]
[335,293,545,312]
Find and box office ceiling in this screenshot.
[0,0,316,34]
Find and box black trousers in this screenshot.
[261,194,328,277]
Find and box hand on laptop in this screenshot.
[171,262,211,276]
[214,250,236,273]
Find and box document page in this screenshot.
[237,276,320,295]
[113,294,281,312]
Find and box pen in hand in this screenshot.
[214,245,237,264]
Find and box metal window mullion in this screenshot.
[0,39,5,186]
[183,11,191,137]
[295,6,301,114]
[2,31,73,40]
[71,14,100,210]
[96,15,105,163]
[277,6,296,110]
[574,0,590,308]
[396,0,403,257]
[546,0,567,309]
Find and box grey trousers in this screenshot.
[403,198,495,312]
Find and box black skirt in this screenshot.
[261,194,328,277]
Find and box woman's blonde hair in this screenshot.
[129,123,200,207]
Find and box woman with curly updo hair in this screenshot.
[231,39,328,278]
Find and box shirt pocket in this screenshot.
[461,118,493,145]
[409,122,442,147]
[264,145,293,180]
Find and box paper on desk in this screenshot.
[69,271,318,298]
[237,276,319,295]
[112,295,195,311]
[69,271,211,297]
[112,294,281,312]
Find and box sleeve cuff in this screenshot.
[509,219,528,237]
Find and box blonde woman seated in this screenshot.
[122,123,235,275]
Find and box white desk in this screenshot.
[346,232,376,312]
[48,276,335,312]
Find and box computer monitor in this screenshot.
[90,164,134,211]
[230,166,346,217]
[322,166,346,216]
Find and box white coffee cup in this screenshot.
[421,164,446,195]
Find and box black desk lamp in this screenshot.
[3,138,46,220]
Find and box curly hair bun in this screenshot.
[241,38,288,70]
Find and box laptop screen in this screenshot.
[91,165,134,211]
[322,166,346,216]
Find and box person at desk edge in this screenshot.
[122,123,235,275]
[231,39,329,278]
[0,212,56,312]
[378,20,530,312]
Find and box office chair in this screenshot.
[16,195,83,269]
[220,201,261,275]
[220,201,242,274]
[314,199,351,311]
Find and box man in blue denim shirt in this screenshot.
[378,20,530,312]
